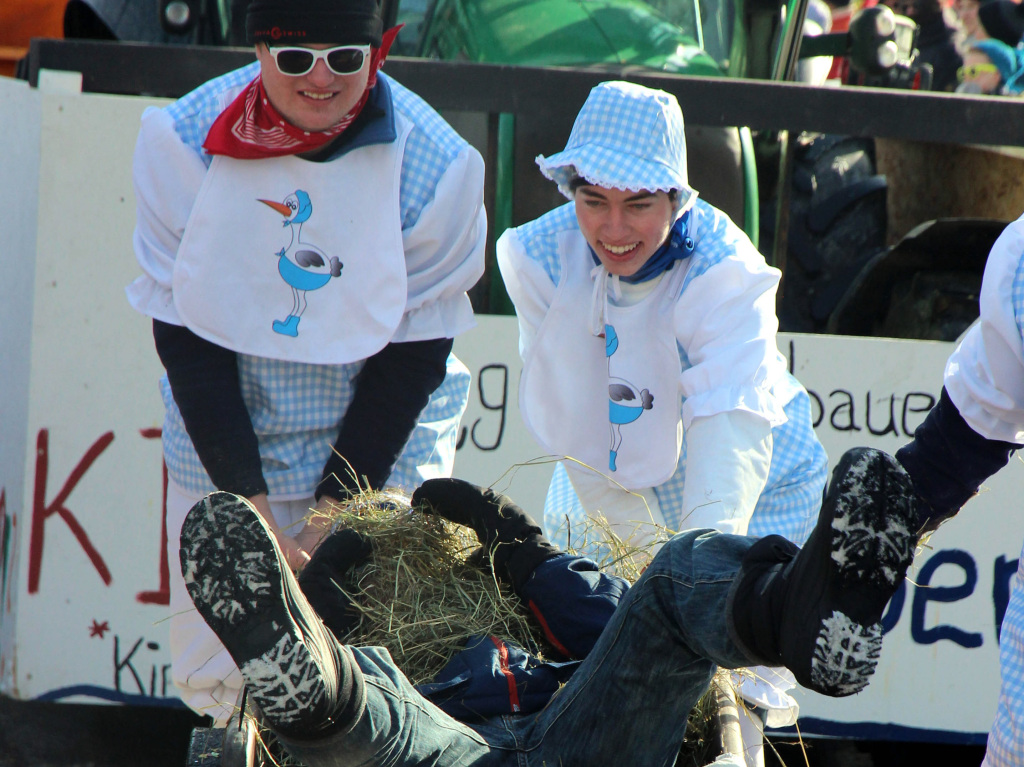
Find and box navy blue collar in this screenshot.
[304,75,398,162]
[589,209,695,284]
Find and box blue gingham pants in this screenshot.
[985,549,1024,766]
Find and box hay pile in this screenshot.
[555,510,674,581]
[311,490,550,686]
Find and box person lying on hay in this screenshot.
[178,446,918,767]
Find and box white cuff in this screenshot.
[678,410,772,535]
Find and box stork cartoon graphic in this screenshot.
[605,324,654,471]
[258,190,343,337]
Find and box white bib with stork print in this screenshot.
[519,230,687,493]
[172,115,412,364]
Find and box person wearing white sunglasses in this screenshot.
[126,0,487,726]
[256,41,374,132]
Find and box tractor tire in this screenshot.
[828,217,1003,341]
[776,132,889,334]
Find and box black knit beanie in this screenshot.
[246,0,383,46]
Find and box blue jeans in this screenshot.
[279,529,759,767]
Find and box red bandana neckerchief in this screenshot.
[203,25,401,160]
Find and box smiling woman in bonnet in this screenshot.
[496,80,830,767]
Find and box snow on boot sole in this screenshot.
[800,448,917,696]
[179,492,329,730]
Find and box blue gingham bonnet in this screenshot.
[536,81,698,220]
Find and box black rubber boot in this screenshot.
[728,447,918,697]
[411,478,562,593]
[179,492,365,739]
[298,527,373,642]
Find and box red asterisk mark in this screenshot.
[88,619,109,639]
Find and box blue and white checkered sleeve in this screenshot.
[1011,244,1024,340]
[945,218,1024,443]
[972,221,1024,767]
[986,551,1024,767]
[387,353,473,491]
[497,220,568,359]
[391,81,487,342]
[652,384,825,545]
[165,62,260,162]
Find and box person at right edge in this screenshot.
[895,213,1024,767]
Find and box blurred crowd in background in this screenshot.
[2,0,1024,90]
[832,0,1024,93]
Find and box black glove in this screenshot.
[298,528,373,641]
[412,478,561,593]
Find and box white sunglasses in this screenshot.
[266,45,371,76]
